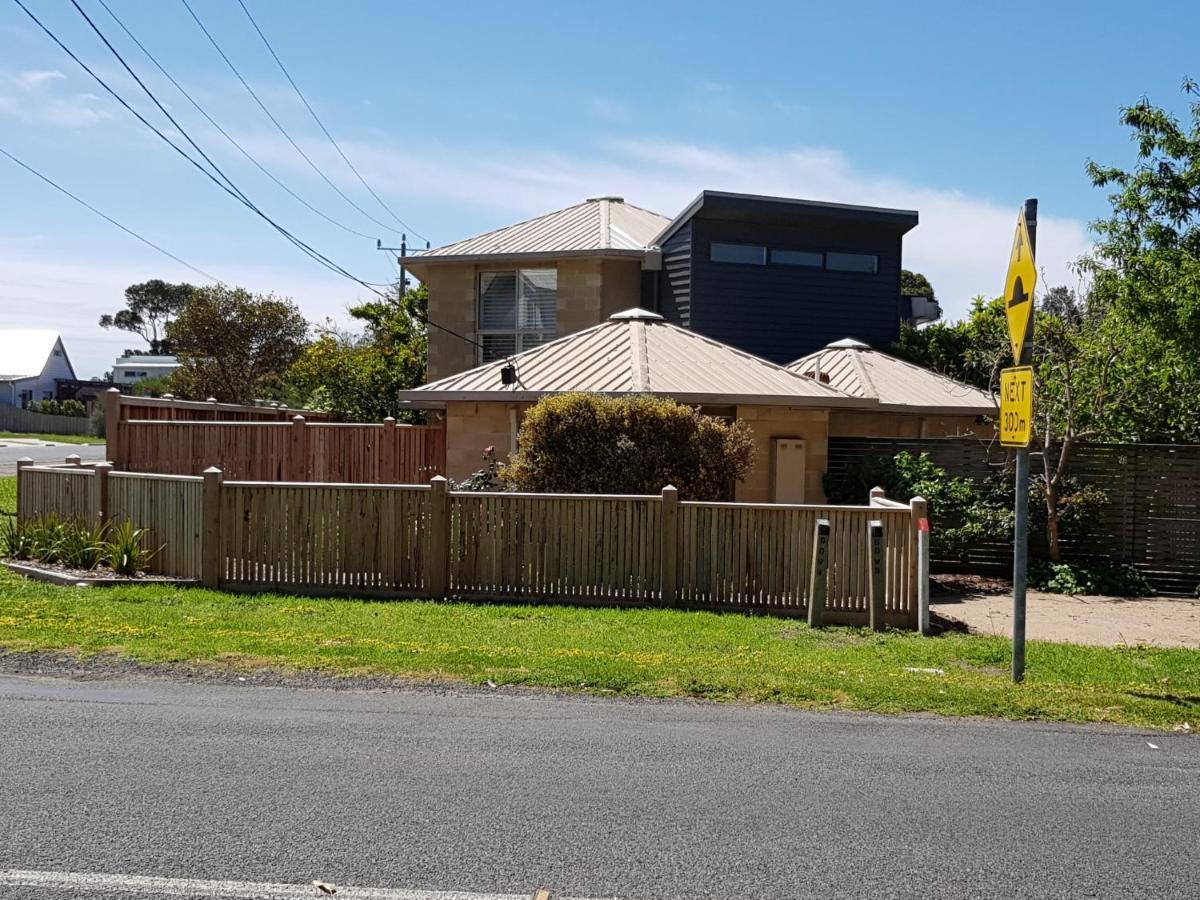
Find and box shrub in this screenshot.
[452,447,502,491]
[503,393,756,500]
[105,519,159,576]
[25,398,86,417]
[1,518,33,560]
[1031,560,1151,597]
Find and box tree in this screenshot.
[166,285,308,403]
[99,280,195,354]
[1083,79,1200,362]
[503,393,756,501]
[889,295,1007,390]
[900,269,936,300]
[287,284,428,421]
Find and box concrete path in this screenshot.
[1,673,1196,899]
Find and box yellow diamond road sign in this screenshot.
[1000,366,1034,447]
[1004,210,1037,363]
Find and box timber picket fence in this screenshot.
[104,390,445,483]
[15,463,928,627]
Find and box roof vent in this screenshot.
[826,337,870,350]
[587,196,624,203]
[609,308,664,321]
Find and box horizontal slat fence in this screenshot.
[14,466,924,627]
[829,436,1200,594]
[107,472,203,578]
[15,465,94,523]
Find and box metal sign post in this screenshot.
[1005,199,1038,683]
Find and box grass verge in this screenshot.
[0,476,15,524]
[0,568,1196,730]
[0,432,100,445]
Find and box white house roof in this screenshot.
[787,339,996,414]
[0,329,64,381]
[400,309,869,407]
[409,197,671,264]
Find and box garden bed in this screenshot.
[3,560,194,587]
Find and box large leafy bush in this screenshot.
[503,393,755,500]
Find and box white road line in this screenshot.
[0,869,539,900]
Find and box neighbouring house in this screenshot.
[0,329,76,408]
[401,308,873,503]
[787,339,995,439]
[406,190,933,382]
[111,353,180,386]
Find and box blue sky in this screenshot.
[2,0,1197,377]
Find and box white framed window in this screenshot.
[478,269,557,363]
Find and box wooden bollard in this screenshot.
[807,518,831,628]
[868,519,886,632]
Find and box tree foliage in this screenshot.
[166,285,308,403]
[287,284,428,421]
[99,280,196,354]
[503,393,756,501]
[900,269,936,299]
[1083,79,1200,358]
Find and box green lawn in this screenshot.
[0,569,1196,730]
[0,476,15,523]
[0,432,100,445]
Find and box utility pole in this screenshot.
[377,235,407,304]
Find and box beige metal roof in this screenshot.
[787,339,995,414]
[410,197,670,264]
[401,310,870,407]
[0,329,64,381]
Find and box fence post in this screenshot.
[104,388,121,468]
[289,415,308,481]
[426,476,450,599]
[911,496,930,634]
[92,461,112,527]
[381,416,397,483]
[807,518,830,627]
[15,457,32,521]
[868,519,886,632]
[65,454,81,467]
[869,485,887,505]
[201,467,223,589]
[660,485,679,607]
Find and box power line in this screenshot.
[22,0,387,292]
[13,0,482,353]
[235,0,428,243]
[92,0,379,241]
[0,145,220,283]
[178,0,401,237]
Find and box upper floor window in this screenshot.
[710,242,766,265]
[826,251,879,274]
[478,269,557,363]
[771,248,823,268]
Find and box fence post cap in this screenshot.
[430,474,448,483]
[94,460,113,470]
[65,453,81,463]
[383,416,396,425]
[202,466,223,475]
[869,485,887,498]
[291,414,306,424]
[16,456,33,465]
[105,387,121,395]
[910,495,927,505]
[207,397,218,404]
[661,484,678,495]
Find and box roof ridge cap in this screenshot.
[851,349,879,399]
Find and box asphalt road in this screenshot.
[0,442,107,474]
[0,674,1196,899]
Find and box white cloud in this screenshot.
[15,69,66,90]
